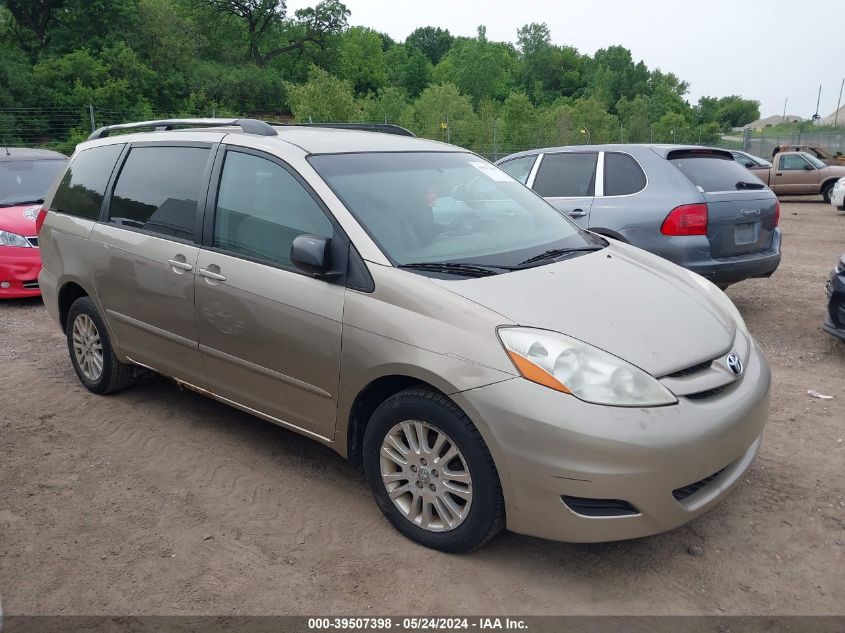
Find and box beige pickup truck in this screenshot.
[749,151,845,202]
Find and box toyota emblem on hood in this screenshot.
[727,352,743,376]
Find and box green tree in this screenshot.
[616,94,651,142]
[405,26,453,65]
[400,82,477,147]
[360,86,407,123]
[198,0,349,66]
[500,91,539,152]
[715,96,760,128]
[285,64,359,121]
[432,26,518,105]
[337,26,388,94]
[1,0,65,49]
[652,111,692,143]
[384,44,432,97]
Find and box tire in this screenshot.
[822,181,834,204]
[66,297,134,395]
[362,388,505,553]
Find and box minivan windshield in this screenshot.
[0,159,66,207]
[309,152,602,270]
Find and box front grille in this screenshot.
[562,496,639,517]
[685,385,728,400]
[26,236,38,247]
[667,359,714,378]
[672,468,726,502]
[22,280,39,289]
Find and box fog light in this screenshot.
[0,281,11,289]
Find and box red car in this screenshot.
[1,148,67,298]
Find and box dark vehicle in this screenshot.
[824,254,845,341]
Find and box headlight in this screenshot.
[0,230,31,248]
[498,327,677,407]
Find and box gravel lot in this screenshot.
[0,199,843,616]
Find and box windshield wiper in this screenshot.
[735,181,765,190]
[0,198,44,208]
[399,262,515,277]
[517,246,604,267]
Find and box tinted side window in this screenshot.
[109,146,210,240]
[498,155,536,184]
[533,153,597,197]
[779,154,809,170]
[51,144,123,219]
[669,152,764,192]
[604,153,646,196]
[213,151,333,268]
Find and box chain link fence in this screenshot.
[4,105,844,163]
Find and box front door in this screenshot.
[90,143,212,386]
[774,154,820,194]
[528,151,598,228]
[195,147,344,440]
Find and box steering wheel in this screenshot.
[443,211,481,235]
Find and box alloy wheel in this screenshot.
[379,420,473,532]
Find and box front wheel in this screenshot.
[66,297,134,394]
[363,388,505,552]
[822,182,834,204]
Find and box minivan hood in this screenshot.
[431,242,737,377]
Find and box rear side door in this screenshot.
[194,146,346,440]
[528,151,598,228]
[774,154,819,194]
[89,142,214,386]
[667,150,779,258]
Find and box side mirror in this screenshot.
[291,234,331,276]
[804,164,815,171]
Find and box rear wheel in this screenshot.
[66,297,134,394]
[363,388,505,552]
[822,181,834,204]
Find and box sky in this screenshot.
[287,0,845,120]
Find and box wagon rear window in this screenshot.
[668,151,765,193]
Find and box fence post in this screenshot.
[88,105,96,132]
[446,115,451,145]
[492,119,498,161]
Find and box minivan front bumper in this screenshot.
[452,341,770,543]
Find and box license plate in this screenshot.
[734,223,756,245]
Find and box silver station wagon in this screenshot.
[38,119,770,552]
[497,144,782,288]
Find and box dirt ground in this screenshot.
[0,199,843,616]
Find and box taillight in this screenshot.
[774,199,780,227]
[661,203,708,236]
[35,207,48,235]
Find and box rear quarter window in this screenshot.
[604,152,646,196]
[51,144,124,219]
[668,150,764,193]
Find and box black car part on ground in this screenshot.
[823,255,845,341]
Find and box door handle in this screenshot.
[167,258,193,272]
[568,209,587,218]
[775,173,782,176]
[198,268,226,282]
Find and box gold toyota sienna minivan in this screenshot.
[38,119,770,552]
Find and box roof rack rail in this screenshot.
[292,123,415,137]
[87,118,277,141]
